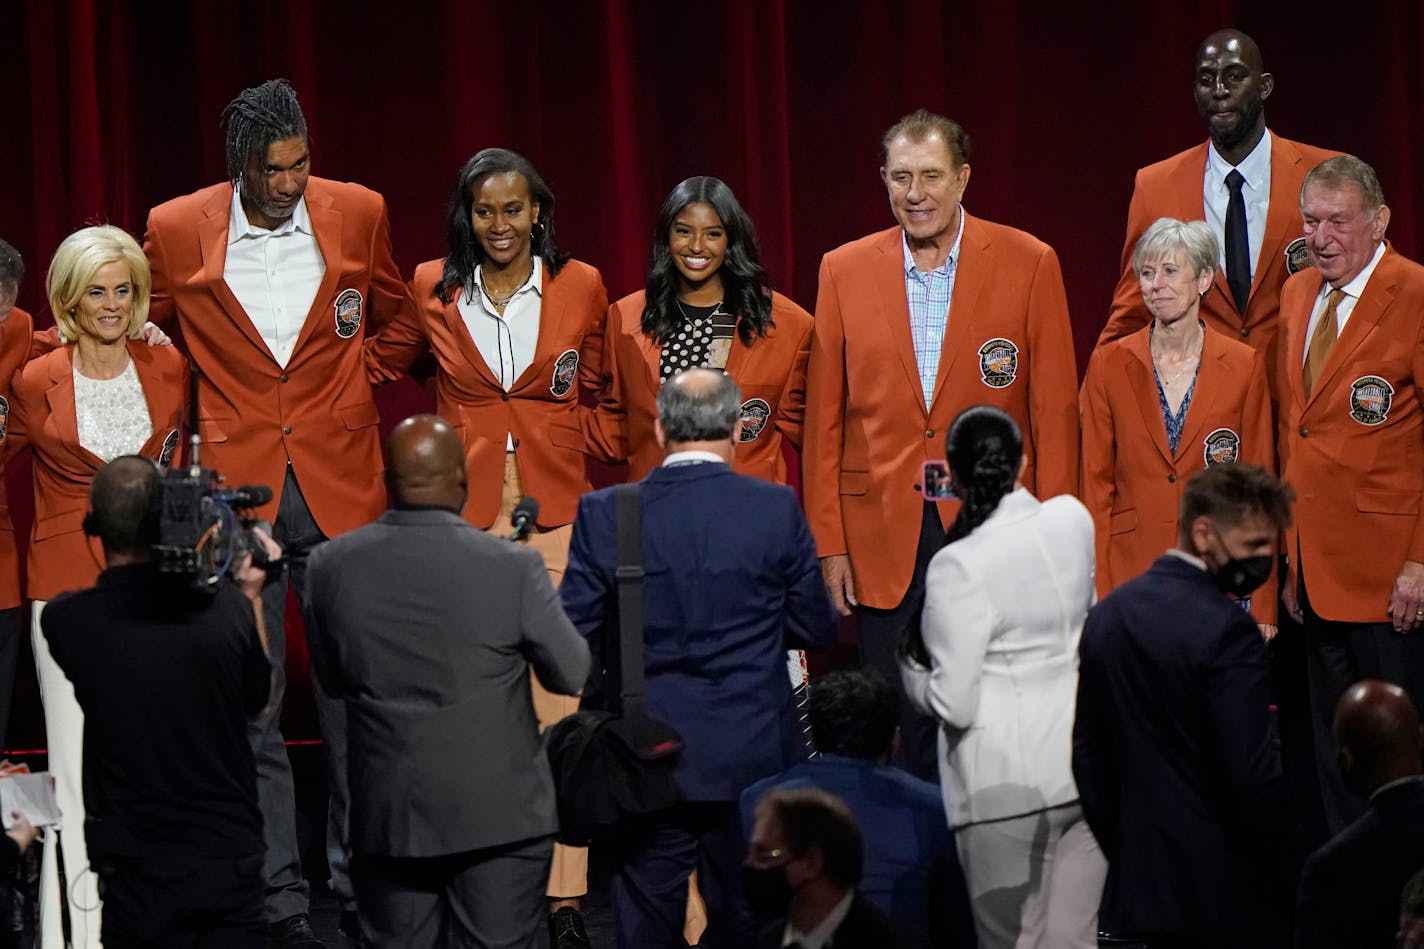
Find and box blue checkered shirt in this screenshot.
[903,209,964,408]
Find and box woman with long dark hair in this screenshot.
[900,405,1105,949]
[604,176,811,482]
[364,147,614,946]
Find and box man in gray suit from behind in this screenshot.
[304,414,590,948]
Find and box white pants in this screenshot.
[955,803,1106,949]
[32,601,104,948]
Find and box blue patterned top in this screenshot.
[1156,360,1200,455]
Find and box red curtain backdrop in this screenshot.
[2,0,1422,744]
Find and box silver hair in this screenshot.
[656,369,742,443]
[1302,155,1385,213]
[1132,218,1219,277]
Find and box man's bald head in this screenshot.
[655,368,743,460]
[1335,680,1422,797]
[1194,28,1273,164]
[384,415,467,512]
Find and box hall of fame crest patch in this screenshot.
[978,338,1019,388]
[0,396,8,440]
[333,288,363,339]
[550,349,579,397]
[1349,375,1393,426]
[1284,238,1311,275]
[738,398,771,442]
[1202,427,1240,466]
[159,428,181,468]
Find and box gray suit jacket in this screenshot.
[305,508,589,858]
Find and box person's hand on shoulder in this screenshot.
[236,526,284,602]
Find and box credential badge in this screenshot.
[550,349,579,397]
[333,288,363,339]
[978,338,1019,388]
[1349,375,1393,426]
[738,398,771,442]
[1202,427,1240,466]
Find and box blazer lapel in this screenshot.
[442,284,502,390]
[1173,327,1225,464]
[511,267,564,394]
[196,194,272,358]
[44,349,105,470]
[870,229,927,417]
[1256,138,1306,310]
[929,214,982,418]
[1306,248,1396,413]
[128,341,180,449]
[1125,330,1174,466]
[1179,144,1244,318]
[288,185,344,359]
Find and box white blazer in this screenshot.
[901,488,1096,828]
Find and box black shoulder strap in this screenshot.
[614,482,646,717]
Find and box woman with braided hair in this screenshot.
[899,404,1106,949]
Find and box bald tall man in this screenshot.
[1099,29,1338,405]
[1297,682,1424,949]
[304,415,589,947]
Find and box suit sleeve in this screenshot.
[1079,347,1117,596]
[902,551,993,727]
[1293,851,1346,949]
[363,280,428,383]
[573,272,622,465]
[1409,310,1424,564]
[1025,245,1080,499]
[594,302,630,463]
[1072,613,1119,857]
[517,546,591,695]
[802,255,849,558]
[779,493,838,651]
[772,308,813,452]
[142,209,178,330]
[301,542,344,701]
[365,195,405,330]
[559,495,613,640]
[1098,171,1153,346]
[1241,355,1278,623]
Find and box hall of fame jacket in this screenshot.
[0,306,34,610]
[803,218,1080,609]
[604,289,811,483]
[1080,323,1275,620]
[364,257,615,530]
[1279,245,1424,623]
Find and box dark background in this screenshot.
[2,0,1421,746]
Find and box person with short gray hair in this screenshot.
[1082,213,1277,634]
[562,365,837,947]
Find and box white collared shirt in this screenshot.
[1302,241,1387,365]
[902,206,965,408]
[662,450,726,467]
[1164,548,1208,571]
[223,185,325,369]
[1204,131,1273,284]
[782,889,854,949]
[458,257,543,450]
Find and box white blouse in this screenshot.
[74,360,153,462]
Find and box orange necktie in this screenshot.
[1303,288,1346,398]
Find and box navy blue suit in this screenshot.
[1073,555,1301,948]
[1296,776,1424,949]
[561,460,837,948]
[739,756,974,948]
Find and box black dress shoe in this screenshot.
[268,913,328,949]
[548,906,591,949]
[338,909,364,947]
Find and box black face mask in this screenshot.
[742,862,794,918]
[1208,526,1273,597]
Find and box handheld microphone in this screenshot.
[507,497,540,542]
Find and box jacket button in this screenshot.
[282,426,292,435]
[1240,327,1250,338]
[1168,473,1177,483]
[1299,428,1309,438]
[501,392,510,402]
[280,373,289,383]
[925,429,935,438]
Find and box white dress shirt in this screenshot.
[1302,241,1387,364]
[459,258,543,450]
[661,449,726,467]
[1204,130,1272,283]
[782,889,853,948]
[223,186,325,369]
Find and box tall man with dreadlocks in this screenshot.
[143,78,404,948]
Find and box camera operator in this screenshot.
[41,456,280,947]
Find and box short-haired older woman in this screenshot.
[11,224,187,946]
[1081,217,1276,633]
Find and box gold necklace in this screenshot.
[478,260,535,309]
[675,298,725,328]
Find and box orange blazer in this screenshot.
[803,218,1081,609]
[605,289,811,483]
[1279,246,1424,622]
[143,177,405,539]
[0,307,36,610]
[1080,324,1275,619]
[1098,134,1340,406]
[11,340,188,600]
[365,257,612,529]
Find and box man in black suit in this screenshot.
[1073,462,1301,948]
[745,787,927,948]
[304,415,590,948]
[1296,680,1424,948]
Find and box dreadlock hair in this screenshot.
[642,176,773,347]
[221,79,308,183]
[434,148,568,303]
[943,405,1022,544]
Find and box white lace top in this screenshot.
[74,360,153,462]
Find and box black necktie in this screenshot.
[1224,169,1250,314]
